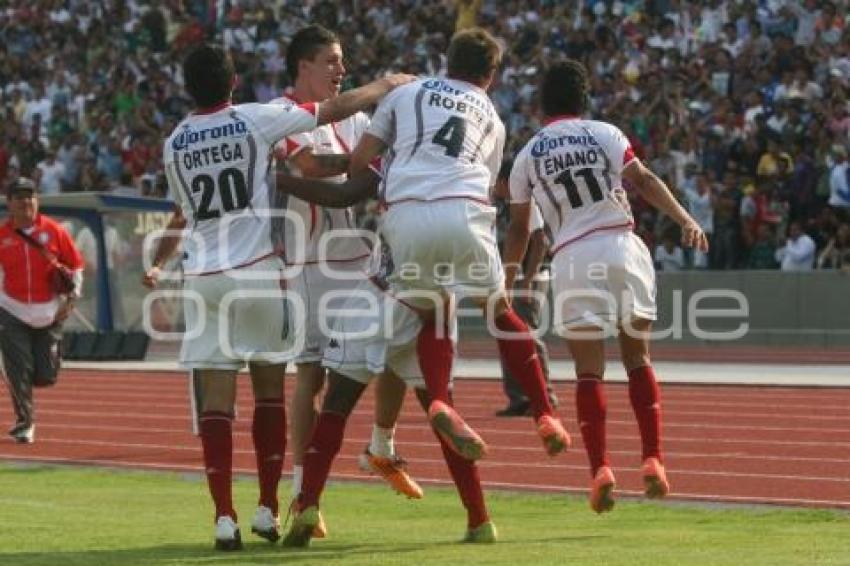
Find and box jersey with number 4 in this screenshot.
[509,117,636,254]
[163,101,318,275]
[367,77,505,204]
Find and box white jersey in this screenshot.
[510,117,636,255]
[271,95,372,264]
[368,77,505,204]
[163,100,319,275]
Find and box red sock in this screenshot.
[299,412,347,510]
[416,319,453,404]
[200,411,236,521]
[433,428,488,529]
[628,365,663,461]
[494,310,553,420]
[575,375,609,477]
[252,397,286,515]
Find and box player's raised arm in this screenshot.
[275,165,379,208]
[316,74,416,126]
[623,159,709,252]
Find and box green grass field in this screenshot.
[0,463,847,565]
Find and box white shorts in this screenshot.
[180,256,296,370]
[287,257,370,364]
[381,199,504,308]
[321,278,454,389]
[551,231,656,333]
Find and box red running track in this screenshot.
[1,369,849,508]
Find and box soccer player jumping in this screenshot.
[348,28,570,464]
[505,60,709,513]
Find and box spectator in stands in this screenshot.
[817,223,850,271]
[684,171,714,268]
[776,221,817,271]
[828,145,850,213]
[747,225,779,269]
[0,0,846,269]
[33,149,65,195]
[655,233,686,271]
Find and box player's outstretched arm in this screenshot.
[275,165,379,208]
[623,159,709,252]
[142,207,187,289]
[316,74,416,126]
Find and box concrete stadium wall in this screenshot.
[459,271,850,348]
[653,271,850,347]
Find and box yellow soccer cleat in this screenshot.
[281,505,320,548]
[463,521,498,543]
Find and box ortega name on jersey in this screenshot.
[172,118,248,170]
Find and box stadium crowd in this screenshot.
[1,0,848,271]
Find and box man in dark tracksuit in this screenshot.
[493,163,558,416]
[0,178,83,443]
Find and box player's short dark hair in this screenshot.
[286,24,340,82]
[447,28,501,84]
[541,59,590,117]
[183,44,234,108]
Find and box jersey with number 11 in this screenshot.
[509,117,636,254]
[367,77,505,204]
[163,101,318,275]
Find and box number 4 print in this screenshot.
[432,116,467,158]
[554,167,605,209]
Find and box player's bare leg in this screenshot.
[197,369,242,550]
[413,388,495,543]
[360,371,424,499]
[566,328,614,513]
[290,361,328,537]
[416,295,488,461]
[476,292,570,456]
[283,371,367,547]
[247,363,287,541]
[619,318,669,499]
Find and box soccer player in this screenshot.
[347,28,570,462]
[152,43,412,550]
[271,26,420,521]
[273,167,496,546]
[504,59,709,513]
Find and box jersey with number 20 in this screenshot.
[163,101,318,275]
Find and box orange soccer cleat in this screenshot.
[359,448,424,499]
[428,400,488,461]
[589,466,616,514]
[642,457,670,499]
[536,414,571,456]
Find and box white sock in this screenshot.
[291,465,303,498]
[370,425,395,458]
